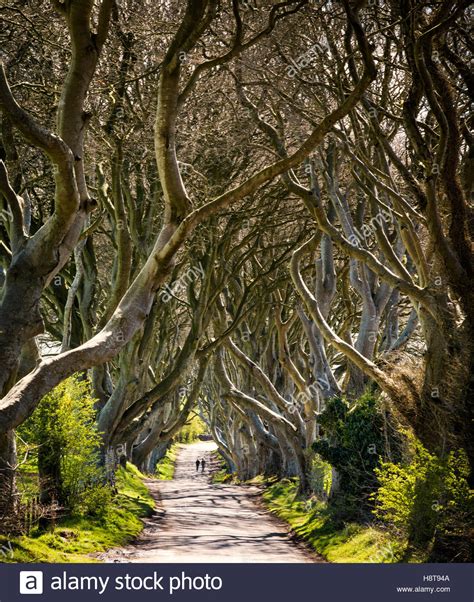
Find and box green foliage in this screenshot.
[18,376,107,515]
[373,438,474,555]
[155,443,178,480]
[175,414,207,443]
[0,463,154,563]
[312,392,401,519]
[307,451,332,498]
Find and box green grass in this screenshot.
[210,452,235,484]
[212,468,234,484]
[0,463,154,563]
[262,479,417,563]
[155,443,179,480]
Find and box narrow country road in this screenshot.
[99,441,319,563]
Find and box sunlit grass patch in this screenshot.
[211,468,235,484]
[262,478,413,563]
[155,443,179,480]
[0,463,154,563]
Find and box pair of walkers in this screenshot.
[195,458,206,472]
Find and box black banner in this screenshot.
[0,563,472,602]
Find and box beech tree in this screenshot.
[0,0,377,503]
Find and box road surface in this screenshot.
[99,441,318,563]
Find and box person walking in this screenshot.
[201,458,206,472]
[195,458,200,471]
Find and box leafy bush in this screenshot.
[312,392,401,519]
[19,376,109,516]
[373,438,474,555]
[307,451,332,499]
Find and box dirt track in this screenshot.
[99,441,319,563]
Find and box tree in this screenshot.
[0,0,376,499]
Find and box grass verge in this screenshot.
[210,451,234,484]
[262,478,419,563]
[0,463,154,563]
[211,469,233,484]
[155,443,179,480]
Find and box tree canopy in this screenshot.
[0,0,472,561]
